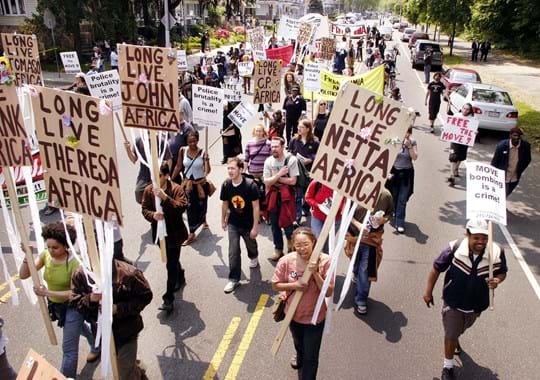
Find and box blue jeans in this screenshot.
[311,217,341,254]
[269,209,293,251]
[354,244,371,307]
[61,306,99,378]
[228,224,258,281]
[424,64,431,83]
[395,179,411,229]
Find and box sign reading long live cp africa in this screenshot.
[311,84,413,210]
[0,33,42,86]
[118,44,180,131]
[31,86,123,225]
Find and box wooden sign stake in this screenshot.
[149,130,167,263]
[271,193,344,356]
[311,92,314,122]
[114,112,130,145]
[82,216,120,380]
[488,221,494,310]
[3,167,57,345]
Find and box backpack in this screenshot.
[242,173,267,211]
[285,155,310,189]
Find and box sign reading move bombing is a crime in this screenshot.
[0,33,42,86]
[118,44,180,132]
[31,86,123,226]
[466,162,506,225]
[311,84,413,210]
[0,85,32,167]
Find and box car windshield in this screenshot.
[472,89,513,105]
[405,29,415,34]
[419,43,441,52]
[451,71,480,82]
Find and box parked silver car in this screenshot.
[401,28,416,42]
[448,83,519,131]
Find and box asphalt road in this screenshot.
[1,30,539,380]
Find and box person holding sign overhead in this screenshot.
[19,222,100,378]
[447,103,474,186]
[423,219,507,380]
[272,227,333,379]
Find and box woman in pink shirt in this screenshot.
[272,227,334,379]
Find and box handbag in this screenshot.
[206,179,217,197]
[272,291,293,322]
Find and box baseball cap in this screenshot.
[466,218,488,235]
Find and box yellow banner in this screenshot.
[304,65,385,100]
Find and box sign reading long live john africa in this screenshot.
[310,84,414,210]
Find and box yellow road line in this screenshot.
[0,274,19,292]
[203,317,242,380]
[0,287,20,303]
[224,294,270,380]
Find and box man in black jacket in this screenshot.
[423,219,507,380]
[491,127,532,196]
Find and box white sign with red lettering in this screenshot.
[440,115,479,147]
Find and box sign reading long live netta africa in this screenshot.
[117,44,179,132]
[31,86,123,226]
[0,85,32,167]
[311,84,413,210]
[0,33,42,86]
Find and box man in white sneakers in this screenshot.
[221,158,260,293]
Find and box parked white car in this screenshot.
[448,83,518,131]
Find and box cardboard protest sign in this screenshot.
[177,49,188,71]
[265,45,294,66]
[440,115,478,147]
[311,84,413,210]
[320,37,336,61]
[31,86,123,226]
[249,27,266,60]
[238,61,254,77]
[304,65,385,101]
[228,101,256,128]
[0,33,42,86]
[0,85,32,167]
[253,59,282,104]
[59,51,81,74]
[86,70,122,112]
[192,84,224,128]
[17,349,67,380]
[299,14,330,40]
[466,162,507,225]
[304,63,321,92]
[278,16,300,40]
[118,44,180,132]
[223,84,242,102]
[297,22,315,48]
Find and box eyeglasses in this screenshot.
[320,103,327,106]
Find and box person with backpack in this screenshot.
[288,119,319,225]
[264,137,299,261]
[423,219,507,380]
[220,158,261,294]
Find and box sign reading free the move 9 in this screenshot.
[311,84,413,210]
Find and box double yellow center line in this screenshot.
[204,294,270,380]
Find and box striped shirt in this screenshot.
[244,139,271,175]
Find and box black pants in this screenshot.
[162,245,184,304]
[290,320,325,380]
[286,121,298,145]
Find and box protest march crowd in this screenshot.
[0,10,534,380]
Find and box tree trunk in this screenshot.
[433,25,438,41]
[142,0,150,27]
[449,22,456,56]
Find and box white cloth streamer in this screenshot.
[0,244,18,305]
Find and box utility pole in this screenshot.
[164,0,171,47]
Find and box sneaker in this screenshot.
[441,367,456,380]
[224,281,240,294]
[158,301,174,313]
[397,227,405,234]
[86,351,101,363]
[290,353,301,369]
[356,305,367,315]
[271,249,284,261]
[249,258,259,268]
[455,340,462,355]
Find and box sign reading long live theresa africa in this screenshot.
[0,85,32,167]
[31,86,123,225]
[311,84,413,210]
[0,33,42,86]
[118,44,179,132]
[466,162,506,225]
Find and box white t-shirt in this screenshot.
[110,51,118,66]
[263,154,299,184]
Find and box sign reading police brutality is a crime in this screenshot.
[59,52,81,74]
[118,44,180,132]
[466,162,507,225]
[440,115,478,147]
[192,84,224,128]
[311,84,413,210]
[0,33,42,86]
[31,86,123,226]
[0,85,32,167]
[253,59,282,104]
[86,70,122,111]
[304,63,321,92]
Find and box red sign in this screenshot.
[265,45,294,66]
